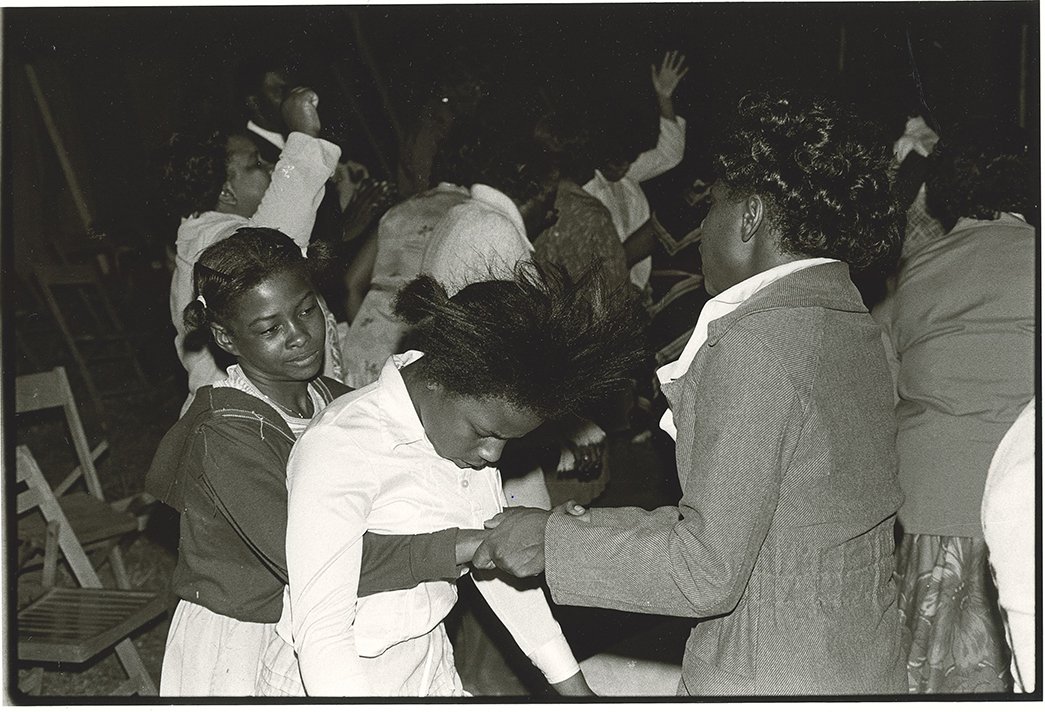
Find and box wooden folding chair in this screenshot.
[15,446,167,696]
[33,262,152,420]
[16,366,151,589]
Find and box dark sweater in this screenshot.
[146,377,458,623]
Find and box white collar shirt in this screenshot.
[657,258,839,439]
[279,351,578,695]
[247,119,286,150]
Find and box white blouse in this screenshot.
[279,351,578,695]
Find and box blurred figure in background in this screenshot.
[341,125,476,388]
[533,110,631,293]
[235,55,395,324]
[875,121,1035,693]
[585,51,688,300]
[160,86,344,411]
[397,58,485,198]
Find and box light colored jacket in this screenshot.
[545,262,907,695]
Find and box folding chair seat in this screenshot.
[15,446,166,696]
[18,588,168,667]
[18,491,139,558]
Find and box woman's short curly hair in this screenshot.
[712,91,903,272]
[925,122,1035,229]
[159,130,229,219]
[394,261,648,420]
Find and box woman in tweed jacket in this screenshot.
[472,91,909,696]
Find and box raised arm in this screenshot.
[628,52,688,183]
[651,50,688,123]
[251,87,341,251]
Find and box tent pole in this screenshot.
[349,10,404,145]
[25,64,93,232]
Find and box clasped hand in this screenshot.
[471,500,588,578]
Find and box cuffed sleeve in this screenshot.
[527,637,581,684]
[470,568,581,685]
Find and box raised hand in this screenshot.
[651,50,689,99]
[281,86,322,138]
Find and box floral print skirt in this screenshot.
[895,533,1012,693]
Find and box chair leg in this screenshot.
[19,667,44,695]
[41,289,107,423]
[42,521,60,588]
[113,638,157,695]
[108,547,132,590]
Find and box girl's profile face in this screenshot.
[214,268,325,385]
[224,134,273,217]
[419,388,542,470]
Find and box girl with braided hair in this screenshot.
[146,228,484,696]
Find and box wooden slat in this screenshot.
[14,370,68,412]
[19,493,138,548]
[53,441,109,497]
[18,588,168,663]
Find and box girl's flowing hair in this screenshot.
[395,260,649,420]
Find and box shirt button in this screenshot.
[461,480,469,488]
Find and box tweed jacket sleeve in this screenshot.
[545,323,800,617]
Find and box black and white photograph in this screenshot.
[3,1,1039,702]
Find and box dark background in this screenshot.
[2,5,1038,695]
[5,2,1038,282]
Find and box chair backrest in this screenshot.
[15,446,104,589]
[34,263,125,339]
[15,366,105,500]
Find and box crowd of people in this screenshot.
[147,47,1036,697]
